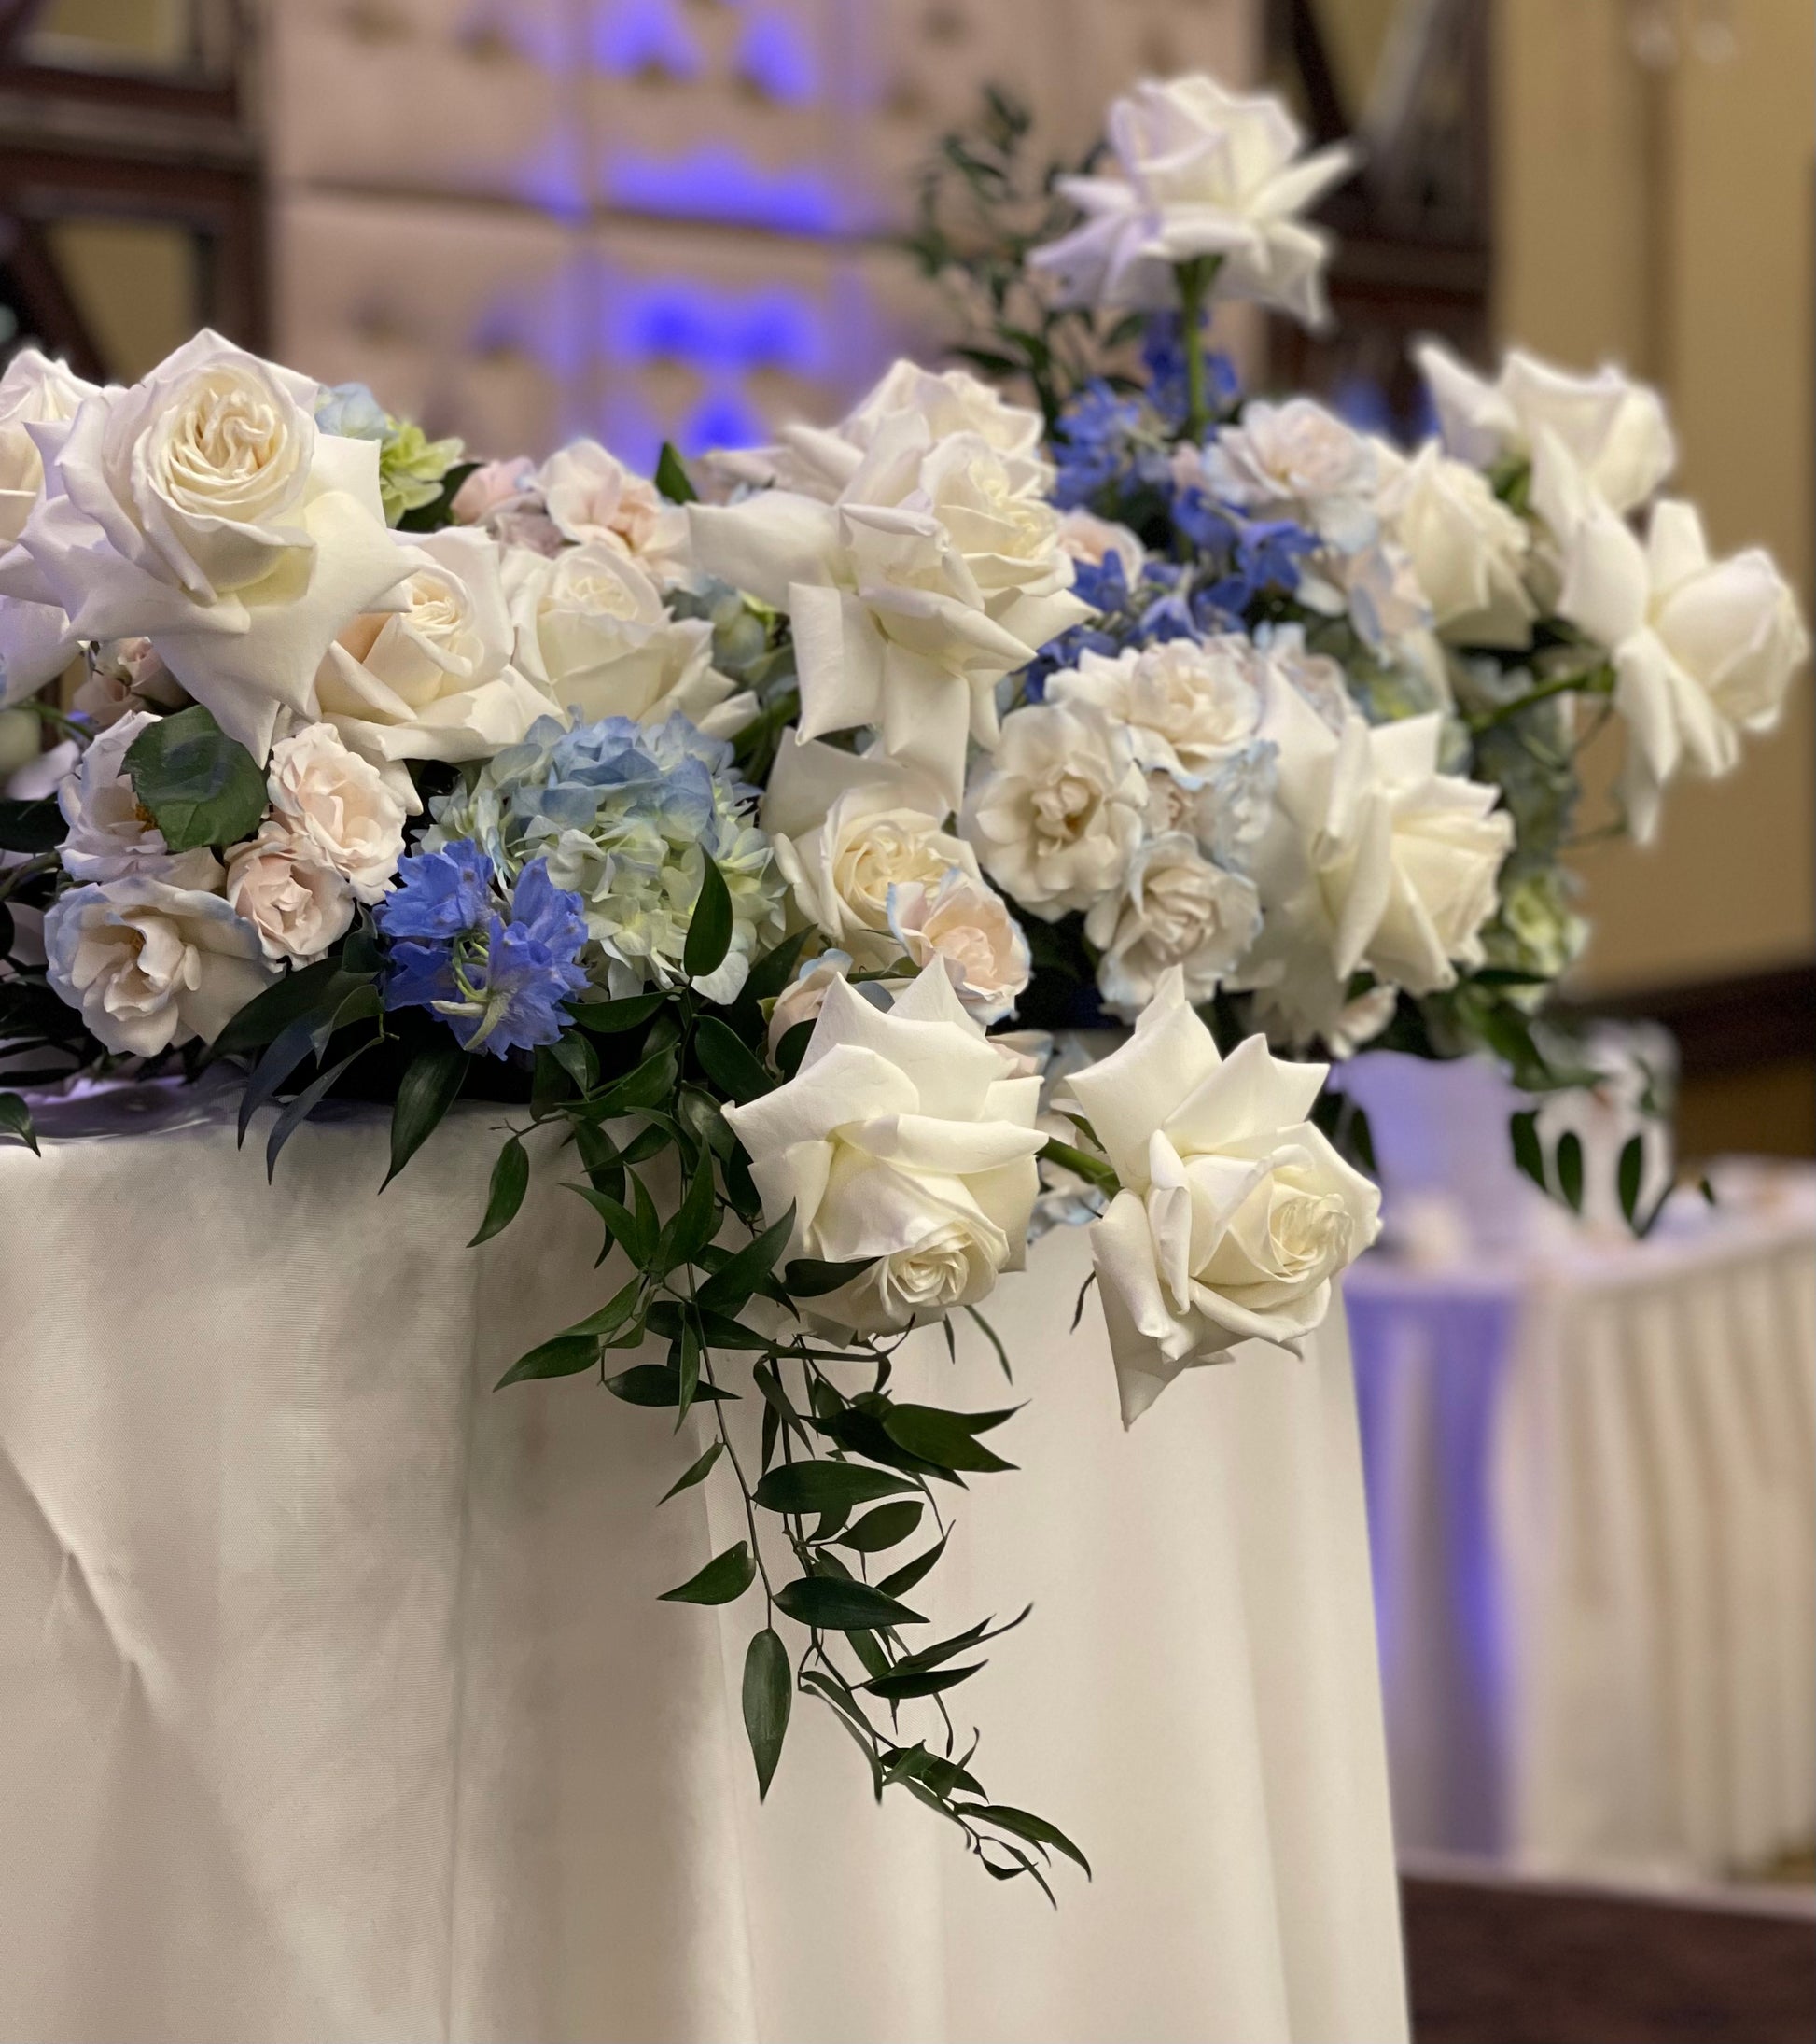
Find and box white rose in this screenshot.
[766,948,858,1056]
[1048,637,1262,777]
[1029,74,1357,326]
[1085,834,1260,1019]
[1376,441,1535,649]
[761,734,979,968]
[314,526,549,791]
[1416,341,1675,517]
[1555,497,1809,842]
[0,346,95,545]
[1204,399,1380,549]
[887,870,1031,1025]
[266,722,406,903]
[719,965,1044,1336]
[56,709,223,888]
[1256,622,1351,731]
[505,540,751,739]
[1234,679,1512,1041]
[1055,509,1145,585]
[689,420,1087,809]
[224,823,355,963]
[962,700,1146,917]
[0,331,415,758]
[1063,967,1380,1422]
[69,637,189,731]
[45,876,275,1056]
[538,439,692,581]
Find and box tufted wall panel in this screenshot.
[265,0,1254,465]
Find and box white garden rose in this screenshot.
[761,735,978,967]
[887,868,1031,1026]
[0,346,95,545]
[1048,636,1262,777]
[1554,497,1809,842]
[690,417,1087,809]
[224,823,355,963]
[538,439,692,581]
[505,540,751,738]
[1029,74,1357,325]
[1375,440,1535,649]
[265,722,406,903]
[719,964,1044,1337]
[766,948,859,1056]
[1203,398,1379,548]
[44,876,275,1056]
[1085,833,1261,1018]
[1415,341,1674,518]
[0,331,416,758]
[315,526,549,789]
[962,700,1146,917]
[56,709,221,888]
[69,637,189,731]
[1062,968,1380,1422]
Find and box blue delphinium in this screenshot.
[375,840,590,1057]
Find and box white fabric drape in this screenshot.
[0,1088,1406,2044]
[1348,1183,1816,1882]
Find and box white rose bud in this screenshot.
[538,439,692,582]
[887,870,1031,1026]
[225,823,356,963]
[1376,441,1536,650]
[1063,968,1381,1423]
[265,721,406,903]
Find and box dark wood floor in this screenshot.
[1404,1869,1816,2044]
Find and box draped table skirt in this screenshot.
[0,1087,1406,2044]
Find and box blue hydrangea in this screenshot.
[314,381,391,442]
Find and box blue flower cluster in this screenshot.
[375,841,589,1058]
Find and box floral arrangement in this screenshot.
[0,70,1803,1886]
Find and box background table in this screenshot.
[0,1085,1406,2044]
[1348,1166,1816,1883]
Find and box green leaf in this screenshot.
[569,991,666,1034]
[468,1134,530,1246]
[1509,1108,1545,1191]
[753,1460,919,1516]
[683,856,733,983]
[674,1321,701,1425]
[565,1182,654,1267]
[594,1044,678,1117]
[971,1804,1092,1878]
[121,704,267,852]
[695,1208,793,1315]
[743,927,811,1005]
[782,1254,875,1298]
[550,1031,597,1094]
[1618,1133,1644,1227]
[774,1018,813,1078]
[774,1575,925,1631]
[659,1438,724,1504]
[838,1499,923,1553]
[384,1040,468,1188]
[692,1015,772,1103]
[265,1039,374,1180]
[876,1533,948,1601]
[742,1628,791,1799]
[559,1276,643,1340]
[1556,1129,1585,1214]
[0,795,64,854]
[495,1333,598,1388]
[212,958,344,1057]
[606,1363,735,1407]
[660,1540,754,1605]
[0,1090,39,1155]
[654,440,698,504]
[1038,1137,1118,1193]
[661,1160,719,1272]
[863,1662,983,1701]
[882,1403,1017,1474]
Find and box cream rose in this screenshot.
[1048,637,1262,777]
[1554,497,1809,842]
[1056,508,1145,587]
[887,870,1031,1026]
[962,700,1146,917]
[538,439,692,581]
[44,876,275,1056]
[1062,968,1380,1422]
[505,540,750,739]
[720,965,1044,1337]
[1376,441,1535,650]
[761,735,977,968]
[0,331,415,758]
[224,823,356,963]
[265,722,406,903]
[56,709,222,889]
[1085,833,1261,1018]
[0,346,94,545]
[314,526,549,788]
[69,637,189,731]
[1029,74,1357,326]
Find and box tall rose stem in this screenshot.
[1174,254,1222,444]
[1467,663,1615,735]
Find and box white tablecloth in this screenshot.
[1348,1173,1816,1883]
[0,1087,1406,2044]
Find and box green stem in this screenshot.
[1174,254,1222,444]
[1468,664,1614,735]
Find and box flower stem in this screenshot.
[1174,254,1222,445]
[1467,663,1615,735]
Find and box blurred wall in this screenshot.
[1495,0,1815,999]
[263,0,1252,471]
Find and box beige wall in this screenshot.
[1497,0,1815,996]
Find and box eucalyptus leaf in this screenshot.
[122,705,267,852]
